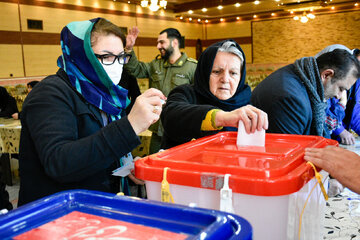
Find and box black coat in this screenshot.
[18,69,140,206]
[0,86,18,118]
[161,84,224,149]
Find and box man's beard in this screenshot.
[161,45,174,60]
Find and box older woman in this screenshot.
[161,40,268,149]
[18,18,165,205]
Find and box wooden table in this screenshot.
[0,118,21,186]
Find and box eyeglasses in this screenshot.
[95,52,131,65]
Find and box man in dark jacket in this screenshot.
[0,86,18,118]
[251,49,360,137]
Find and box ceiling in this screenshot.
[121,0,359,23]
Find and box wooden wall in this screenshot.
[252,11,360,63]
[0,0,359,80]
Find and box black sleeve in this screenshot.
[161,85,218,146]
[0,97,18,118]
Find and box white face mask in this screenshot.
[102,61,123,85]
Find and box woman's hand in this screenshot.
[214,105,268,133]
[128,88,166,135]
[125,26,139,52]
[338,129,355,145]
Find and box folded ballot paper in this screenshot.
[236,121,265,147]
[112,153,134,177]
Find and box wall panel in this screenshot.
[0,2,20,31]
[252,11,360,63]
[0,45,24,78]
[206,21,251,39]
[23,45,61,76]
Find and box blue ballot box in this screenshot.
[0,189,252,240]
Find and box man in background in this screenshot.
[125,27,197,154]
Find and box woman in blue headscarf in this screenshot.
[161,39,268,149]
[18,18,165,205]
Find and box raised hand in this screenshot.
[125,26,140,52]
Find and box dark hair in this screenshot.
[353,48,360,58]
[316,49,360,83]
[90,18,126,48]
[27,81,39,88]
[160,28,182,45]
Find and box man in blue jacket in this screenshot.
[251,49,360,137]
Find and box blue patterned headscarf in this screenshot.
[57,18,129,122]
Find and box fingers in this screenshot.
[128,173,145,185]
[142,88,166,100]
[239,105,268,133]
[128,89,165,134]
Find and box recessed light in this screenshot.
[254,1,260,5]
[202,8,207,12]
[179,16,183,20]
[220,18,224,21]
[235,3,241,7]
[253,14,257,18]
[217,5,223,10]
[198,19,201,22]
[205,19,209,23]
[189,17,192,21]
[236,17,240,20]
[188,10,193,14]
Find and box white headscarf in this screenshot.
[315,44,352,58]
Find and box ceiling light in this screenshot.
[197,18,201,22]
[254,1,260,5]
[271,13,275,16]
[300,15,308,23]
[331,6,335,10]
[355,3,359,6]
[128,1,130,3]
[253,14,257,18]
[293,16,299,20]
[188,10,193,14]
[236,17,240,20]
[217,5,223,10]
[189,17,192,21]
[275,0,280,1]
[202,8,207,12]
[220,18,224,22]
[179,16,183,20]
[140,0,148,7]
[140,0,167,11]
[205,19,208,23]
[290,11,294,14]
[307,13,315,19]
[235,3,241,7]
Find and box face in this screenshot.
[209,51,242,100]
[322,68,357,100]
[92,33,124,59]
[157,32,174,60]
[92,33,124,85]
